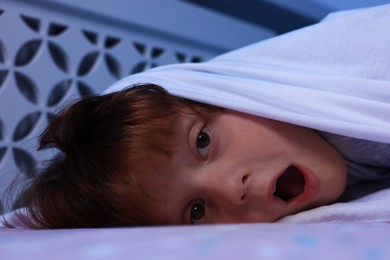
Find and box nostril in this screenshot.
[242,174,248,184]
[241,175,249,202]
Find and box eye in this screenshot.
[190,199,206,225]
[196,127,211,158]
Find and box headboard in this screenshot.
[0,0,273,212]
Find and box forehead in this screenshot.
[142,110,197,183]
[138,158,187,225]
[137,111,204,224]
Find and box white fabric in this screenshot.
[279,188,390,223]
[104,5,390,223]
[106,4,390,144]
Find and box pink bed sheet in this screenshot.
[1,223,389,259]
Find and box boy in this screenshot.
[7,4,390,228]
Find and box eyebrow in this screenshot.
[180,116,202,225]
[181,201,191,225]
[168,113,210,225]
[187,118,199,160]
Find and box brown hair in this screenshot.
[12,84,219,229]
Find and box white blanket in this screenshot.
[280,188,390,223]
[106,4,390,144]
[105,5,390,223]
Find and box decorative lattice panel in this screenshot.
[0,0,257,212]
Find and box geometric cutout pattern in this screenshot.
[13,112,41,142]
[14,72,39,104]
[0,0,218,211]
[131,42,165,74]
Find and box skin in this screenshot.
[141,109,347,225]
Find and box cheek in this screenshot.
[226,128,285,162]
[312,151,347,200]
[242,126,293,157]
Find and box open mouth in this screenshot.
[273,165,305,202]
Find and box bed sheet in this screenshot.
[1,223,390,259]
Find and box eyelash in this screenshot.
[196,125,211,159]
[188,125,211,224]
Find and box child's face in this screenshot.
[141,109,347,225]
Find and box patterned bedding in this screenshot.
[1,223,389,259]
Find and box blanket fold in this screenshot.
[106,4,390,144]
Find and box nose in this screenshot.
[202,164,250,207]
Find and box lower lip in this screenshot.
[272,164,320,204]
[291,164,320,204]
